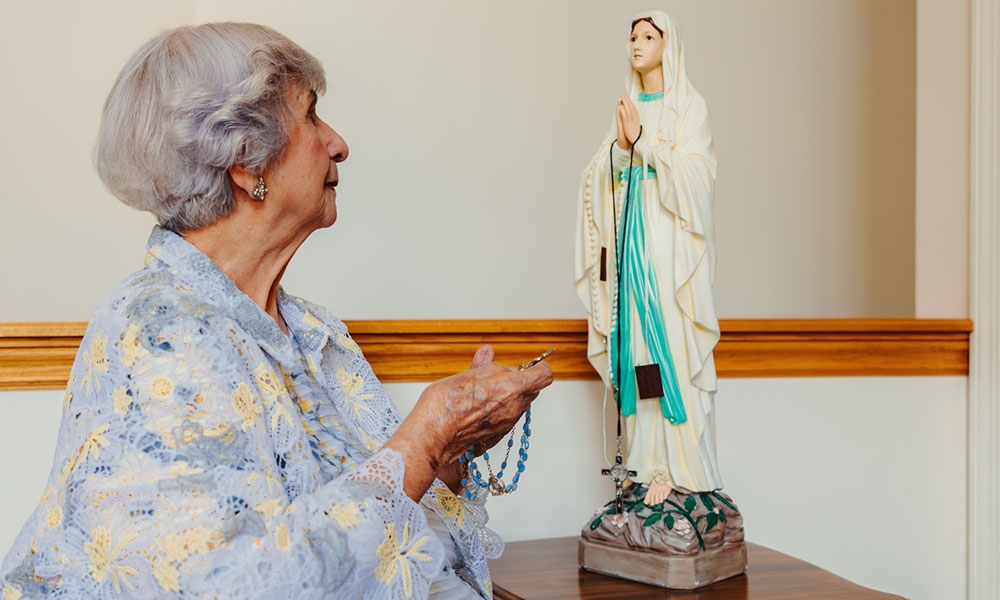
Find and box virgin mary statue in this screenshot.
[576,9,721,505]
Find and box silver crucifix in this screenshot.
[601,454,636,514]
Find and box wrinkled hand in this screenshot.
[436,346,521,492]
[421,345,552,467]
[386,345,553,500]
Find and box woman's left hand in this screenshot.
[384,345,553,501]
[436,347,525,494]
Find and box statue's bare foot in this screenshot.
[645,482,673,505]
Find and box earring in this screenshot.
[251,176,268,200]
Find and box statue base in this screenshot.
[579,485,748,589]
[579,537,747,589]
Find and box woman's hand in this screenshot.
[384,345,553,501]
[615,94,641,151]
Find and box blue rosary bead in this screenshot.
[459,407,534,499]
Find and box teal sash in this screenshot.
[610,166,687,423]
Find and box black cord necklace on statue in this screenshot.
[601,127,642,514]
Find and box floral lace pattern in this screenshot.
[0,227,498,599]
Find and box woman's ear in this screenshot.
[229,164,259,199]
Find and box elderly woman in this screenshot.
[0,23,551,599]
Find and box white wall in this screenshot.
[1,0,920,321]
[0,1,187,321]
[387,377,970,600]
[0,378,966,600]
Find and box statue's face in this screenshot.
[629,20,663,75]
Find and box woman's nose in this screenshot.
[321,120,349,162]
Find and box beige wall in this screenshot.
[916,0,971,317]
[1,1,924,321]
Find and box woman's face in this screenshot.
[265,85,349,233]
[629,20,664,76]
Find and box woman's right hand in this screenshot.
[383,345,554,501]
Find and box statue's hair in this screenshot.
[631,17,664,37]
[95,22,326,232]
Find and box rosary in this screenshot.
[459,347,555,500]
[599,129,641,514]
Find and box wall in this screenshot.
[1,0,919,321]
[0,378,968,600]
[916,0,971,318]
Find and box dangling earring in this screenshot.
[251,176,268,200]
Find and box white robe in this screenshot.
[576,86,722,493]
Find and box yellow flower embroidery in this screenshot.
[82,333,110,392]
[152,558,180,592]
[120,322,147,368]
[158,533,188,563]
[254,363,286,400]
[361,430,381,452]
[231,383,262,431]
[328,501,362,529]
[255,498,283,523]
[143,247,161,266]
[269,402,294,431]
[157,527,220,564]
[485,579,492,597]
[433,486,465,528]
[306,355,321,378]
[46,506,63,528]
[112,386,132,415]
[183,526,216,555]
[148,376,174,399]
[84,526,138,592]
[337,368,374,420]
[337,333,360,355]
[2,584,21,600]
[303,312,324,330]
[275,523,292,551]
[248,472,281,494]
[82,424,111,462]
[297,396,317,414]
[167,462,203,478]
[374,522,433,598]
[57,424,111,486]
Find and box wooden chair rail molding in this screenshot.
[0,318,973,390]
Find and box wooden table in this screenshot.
[489,537,903,599]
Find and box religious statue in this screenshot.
[575,10,747,589]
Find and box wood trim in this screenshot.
[0,319,973,390]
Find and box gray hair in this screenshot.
[95,22,326,232]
